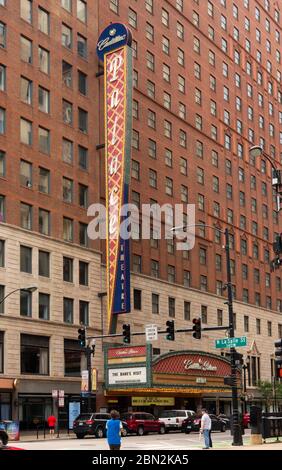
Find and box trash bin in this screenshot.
[250,406,262,434]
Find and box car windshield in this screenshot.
[160,411,177,418]
[76,414,93,421]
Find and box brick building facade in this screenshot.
[0,0,281,425]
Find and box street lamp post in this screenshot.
[242,361,248,413]
[0,286,37,305]
[172,224,243,446]
[249,145,282,211]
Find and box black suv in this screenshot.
[73,413,128,439]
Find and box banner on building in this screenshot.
[96,23,133,334]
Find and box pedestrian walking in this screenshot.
[199,408,212,449]
[106,410,123,451]
[47,414,57,436]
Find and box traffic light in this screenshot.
[192,318,201,340]
[166,320,175,341]
[78,327,86,348]
[274,339,282,379]
[122,324,131,344]
[234,351,244,366]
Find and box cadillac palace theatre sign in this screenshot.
[96,24,133,333]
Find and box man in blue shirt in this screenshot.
[106,410,123,450]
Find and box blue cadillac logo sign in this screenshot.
[96,23,132,62]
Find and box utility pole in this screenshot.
[225,227,243,446]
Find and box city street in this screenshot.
[13,429,281,451]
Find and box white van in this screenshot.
[159,410,196,432]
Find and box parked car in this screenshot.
[73,413,128,439]
[182,413,226,433]
[243,412,250,429]
[159,410,196,432]
[121,412,166,436]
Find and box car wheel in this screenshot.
[185,429,191,434]
[137,426,144,436]
[76,433,85,439]
[121,428,127,437]
[221,424,226,432]
[0,432,8,446]
[96,427,104,438]
[159,426,166,435]
[165,428,170,434]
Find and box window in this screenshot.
[146,51,154,71]
[79,261,88,286]
[20,245,32,273]
[163,64,170,82]
[200,276,207,292]
[64,297,73,323]
[147,80,155,99]
[20,118,32,145]
[148,109,156,129]
[168,297,175,317]
[77,0,86,22]
[79,184,88,208]
[62,0,72,10]
[79,222,88,246]
[21,36,32,64]
[77,34,87,58]
[39,250,49,277]
[78,108,88,133]
[193,36,200,54]
[38,87,50,113]
[63,217,73,242]
[39,167,50,194]
[0,64,5,91]
[20,202,32,230]
[162,8,169,27]
[63,100,73,125]
[63,177,73,203]
[20,160,32,188]
[152,293,159,314]
[267,321,272,337]
[39,208,50,235]
[149,169,157,188]
[38,7,49,34]
[78,145,88,170]
[183,301,190,321]
[168,265,175,283]
[64,339,82,377]
[146,23,154,42]
[63,257,73,283]
[133,289,141,310]
[38,46,49,74]
[201,305,207,324]
[38,127,49,155]
[244,316,249,332]
[0,197,5,223]
[133,254,141,273]
[151,260,159,278]
[165,177,173,196]
[21,334,49,374]
[39,293,50,320]
[180,157,187,176]
[0,151,5,177]
[20,77,32,105]
[62,138,73,164]
[109,0,118,13]
[79,300,89,325]
[0,22,6,48]
[177,21,184,40]
[20,289,32,317]
[62,24,72,49]
[21,0,32,24]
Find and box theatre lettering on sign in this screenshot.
[96,24,133,333]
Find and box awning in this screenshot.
[0,378,15,390]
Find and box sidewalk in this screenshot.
[19,430,76,442]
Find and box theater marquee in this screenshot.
[96,24,133,333]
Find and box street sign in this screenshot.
[145,324,158,342]
[58,390,64,398]
[58,397,64,407]
[52,389,58,398]
[215,336,247,349]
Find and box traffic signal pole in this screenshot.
[225,228,243,446]
[86,346,92,413]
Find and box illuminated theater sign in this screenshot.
[96,24,133,333]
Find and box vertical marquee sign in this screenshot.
[96,24,133,333]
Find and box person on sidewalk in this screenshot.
[199,408,212,449]
[47,414,57,436]
[106,410,123,451]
